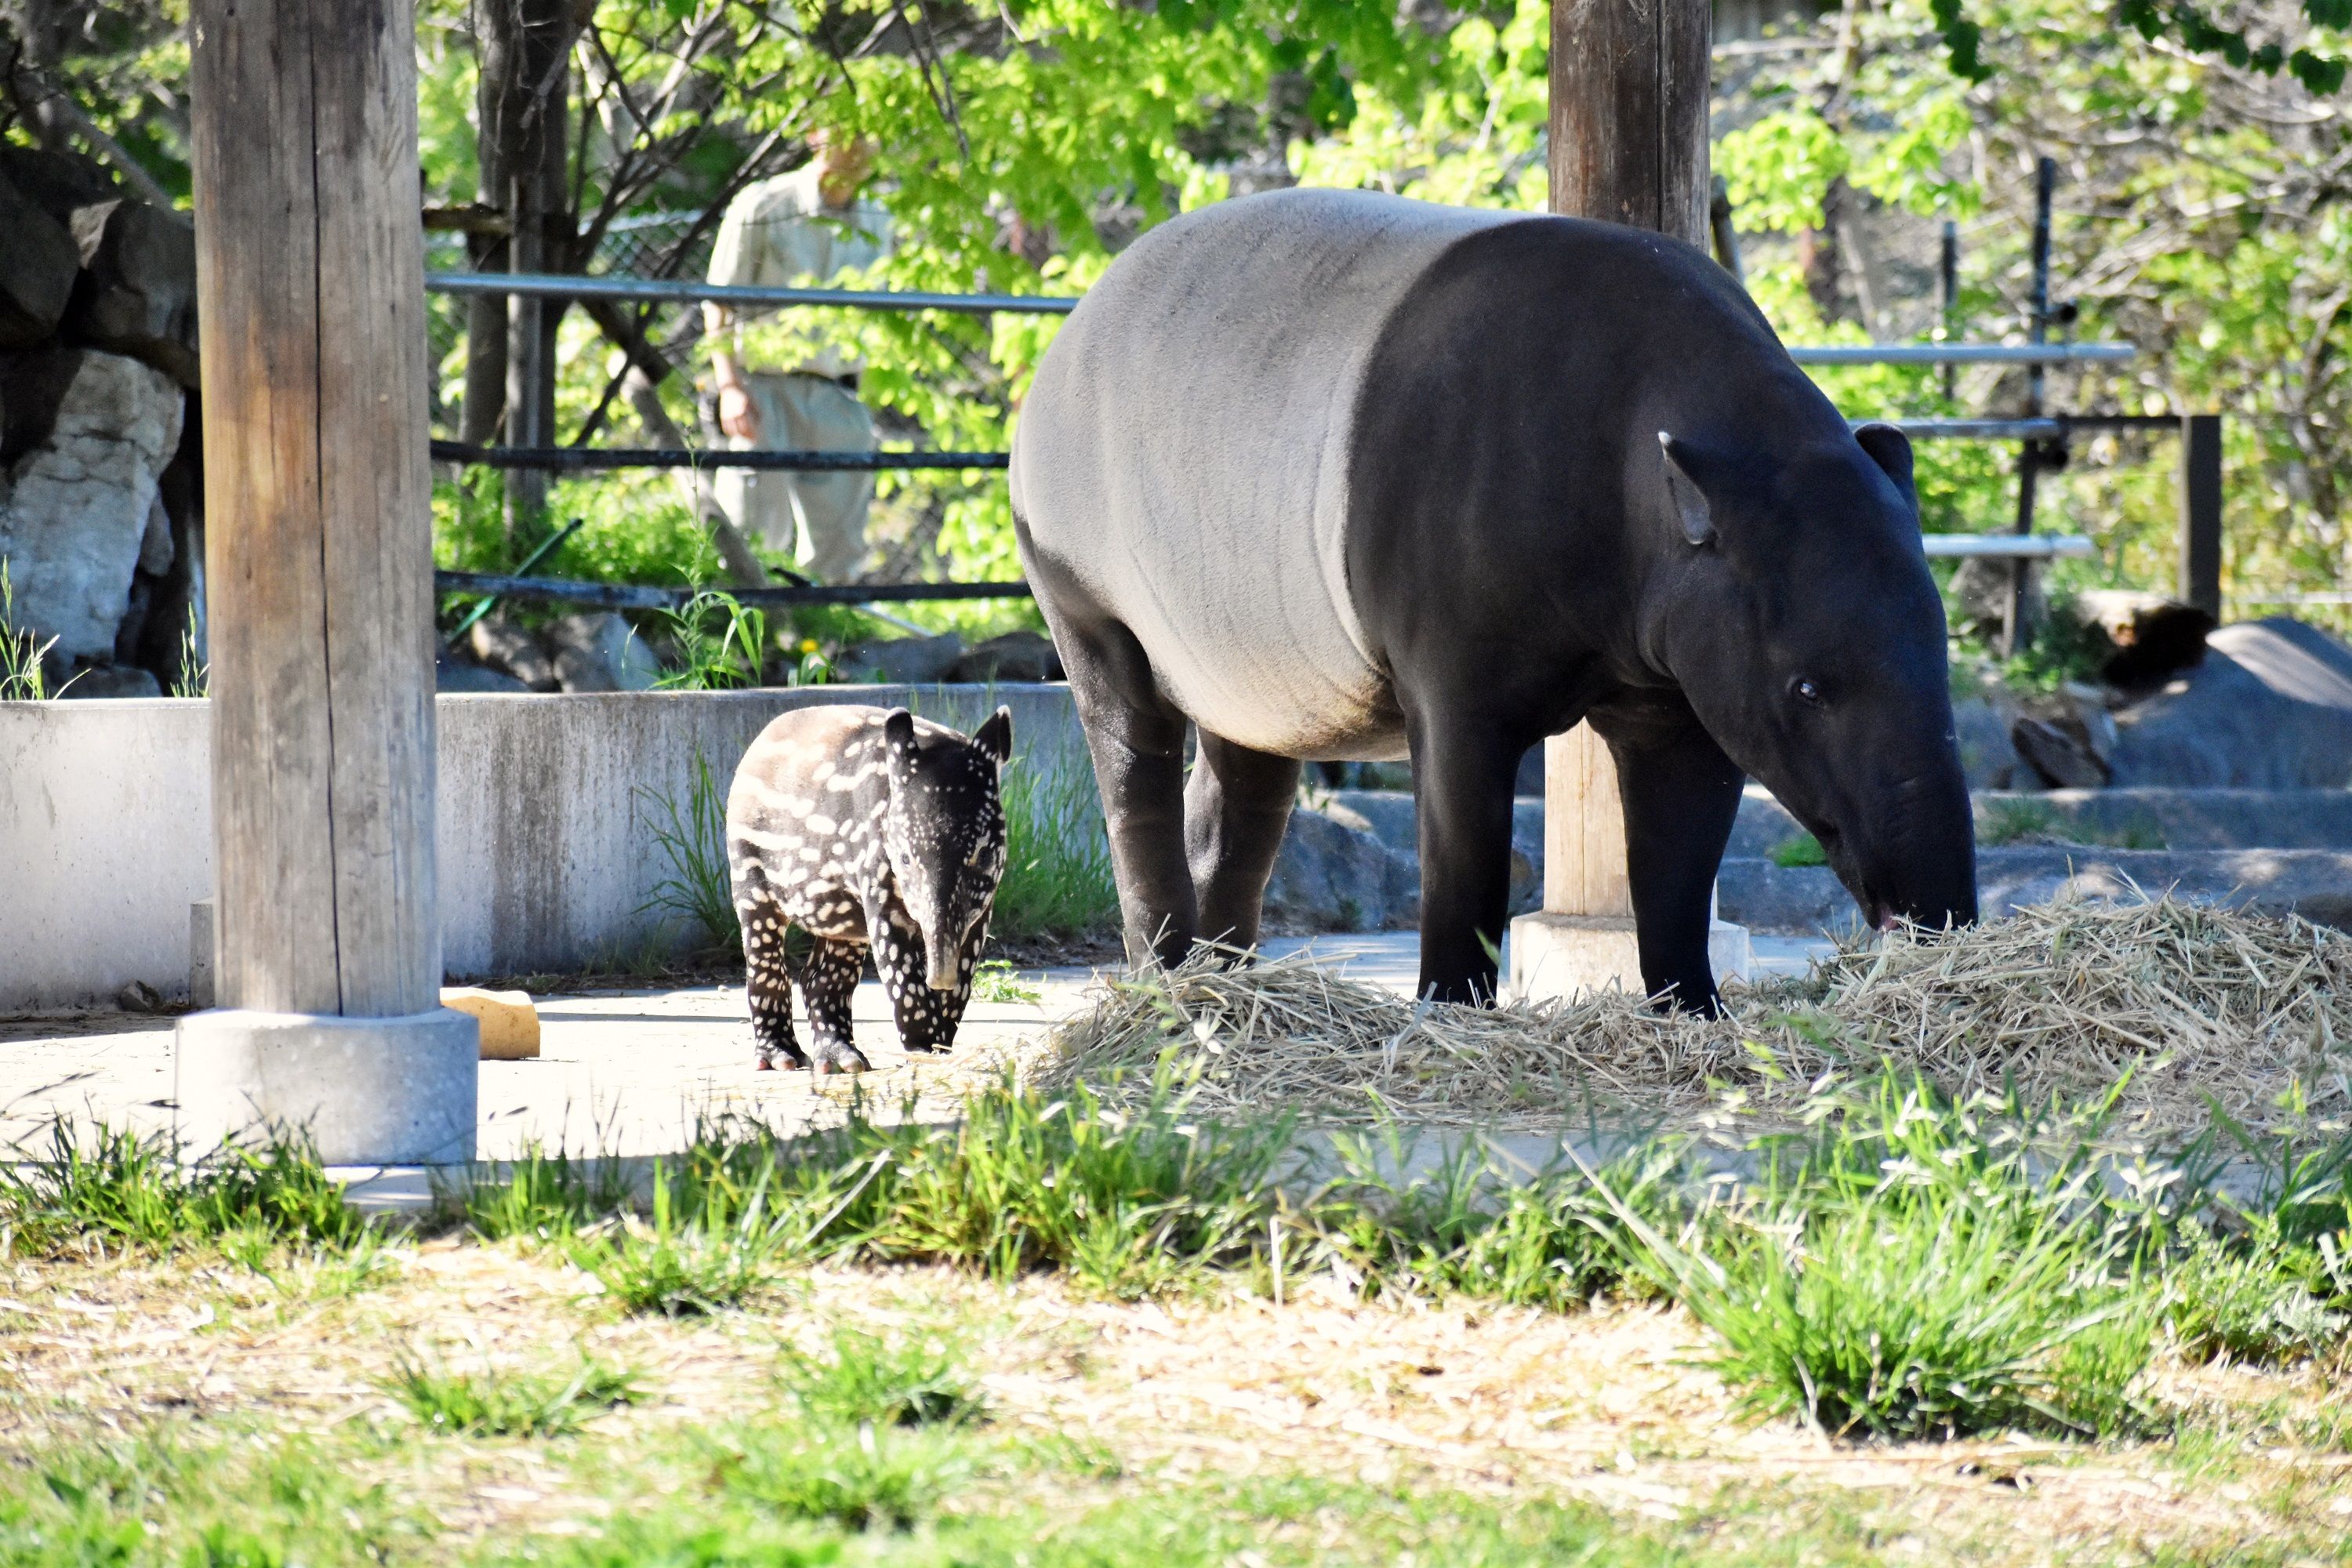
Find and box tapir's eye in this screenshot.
[1791,677,1826,708]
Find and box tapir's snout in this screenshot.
[1828,762,1979,937]
[925,932,961,992]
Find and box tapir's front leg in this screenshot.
[1595,713,1745,1015]
[1407,712,1525,1005]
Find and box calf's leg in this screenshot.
[1185,731,1301,953]
[796,935,872,1075]
[735,873,807,1070]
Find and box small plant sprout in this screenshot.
[0,559,67,701]
[777,1327,985,1428]
[969,960,1042,1005]
[383,1349,642,1437]
[637,748,739,949]
[658,590,769,690]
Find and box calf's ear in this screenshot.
[1853,422,1918,518]
[883,708,919,781]
[972,706,1013,768]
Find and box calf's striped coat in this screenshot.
[724,704,1013,1073]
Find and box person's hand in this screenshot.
[717,380,762,442]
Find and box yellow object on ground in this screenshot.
[440,987,541,1061]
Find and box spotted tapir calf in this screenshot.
[725,704,1013,1073]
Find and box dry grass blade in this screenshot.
[1033,898,2352,1136]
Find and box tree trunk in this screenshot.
[474,0,578,536]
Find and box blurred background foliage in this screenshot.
[8,0,2352,652]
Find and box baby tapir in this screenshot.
[725,704,1014,1073]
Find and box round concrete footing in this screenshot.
[1507,913,1753,1004]
[174,1007,480,1165]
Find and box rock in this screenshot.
[2011,713,2110,788]
[2107,618,2352,788]
[836,630,965,684]
[0,146,118,222]
[134,491,172,577]
[0,350,184,662]
[116,978,163,1013]
[435,653,529,693]
[1948,555,2042,639]
[2071,589,2213,689]
[1264,806,1421,932]
[1951,694,2027,789]
[66,199,201,388]
[468,615,560,691]
[60,663,160,699]
[548,612,661,692]
[0,172,81,349]
[943,630,1062,683]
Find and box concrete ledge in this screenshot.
[1507,913,1752,1003]
[174,1006,481,1165]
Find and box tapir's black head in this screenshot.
[881,706,1014,989]
[1649,423,1976,935]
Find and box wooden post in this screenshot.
[1512,0,1749,1000]
[2179,413,2223,621]
[176,0,476,1165]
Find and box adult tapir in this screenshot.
[1010,188,1977,1012]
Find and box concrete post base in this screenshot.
[1507,913,1754,1004]
[174,1007,480,1165]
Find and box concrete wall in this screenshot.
[1,684,1083,1011]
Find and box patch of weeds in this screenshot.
[1312,1130,1681,1311]
[170,603,209,699]
[969,959,1042,1005]
[568,1157,789,1316]
[1769,833,1828,869]
[706,1423,974,1532]
[383,1351,642,1437]
[991,753,1120,943]
[778,1327,985,1428]
[464,1142,637,1244]
[657,590,769,691]
[1978,797,2167,850]
[637,747,740,949]
[1599,1077,2158,1441]
[0,559,69,700]
[796,1065,1291,1297]
[1,1120,366,1259]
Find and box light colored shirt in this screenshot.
[706,163,892,379]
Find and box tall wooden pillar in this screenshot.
[1511,0,1751,999]
[175,0,477,1165]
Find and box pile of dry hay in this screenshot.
[1034,898,2352,1137]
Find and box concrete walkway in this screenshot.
[0,931,1833,1163]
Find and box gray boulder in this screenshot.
[944,630,1062,683]
[0,350,184,662]
[67,199,200,388]
[1951,693,2029,789]
[467,614,560,691]
[436,654,529,694]
[1265,806,1421,932]
[58,663,160,699]
[0,172,80,349]
[837,630,965,685]
[549,612,662,692]
[2107,618,2352,787]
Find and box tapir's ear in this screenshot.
[971,705,1013,768]
[883,708,918,782]
[1657,431,1716,548]
[1853,422,1918,518]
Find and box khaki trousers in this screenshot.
[713,370,874,583]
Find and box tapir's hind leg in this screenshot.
[1053,615,1199,970]
[1185,731,1301,953]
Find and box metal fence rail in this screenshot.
[435,569,1033,609]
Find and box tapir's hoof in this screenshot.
[809,1040,872,1076]
[754,1058,776,1073]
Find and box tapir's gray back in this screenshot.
[1011,189,1524,757]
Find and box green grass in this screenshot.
[1598,1083,2159,1440]
[383,1352,643,1436]
[1978,798,2167,850]
[464,1142,640,1245]
[637,748,741,951]
[0,559,67,701]
[0,1120,367,1259]
[991,753,1120,942]
[778,1327,986,1428]
[970,959,1043,1004]
[1769,833,1828,869]
[567,1157,793,1316]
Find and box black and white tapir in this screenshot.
[1011,187,1977,1014]
[724,705,1013,1073]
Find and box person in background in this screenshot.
[703,131,891,584]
